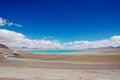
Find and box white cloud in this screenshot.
[0,17,6,26]
[111,36,120,41]
[0,29,120,49]
[14,23,22,27]
[42,36,54,40]
[0,17,22,27]
[0,29,61,49]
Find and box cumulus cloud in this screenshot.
[0,29,120,49]
[111,36,120,41]
[0,17,22,27]
[0,29,61,49]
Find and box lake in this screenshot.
[25,49,93,54]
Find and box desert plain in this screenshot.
[0,47,120,80]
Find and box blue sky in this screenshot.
[0,0,120,42]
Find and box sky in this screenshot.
[0,0,120,49]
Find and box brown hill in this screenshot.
[0,44,9,49]
[0,44,12,59]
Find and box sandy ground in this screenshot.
[0,67,120,80]
[0,57,120,80]
[0,78,24,80]
[0,49,120,80]
[69,51,120,55]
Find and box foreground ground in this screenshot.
[23,52,120,64]
[0,66,120,80]
[0,51,120,80]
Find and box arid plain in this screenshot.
[0,45,120,80]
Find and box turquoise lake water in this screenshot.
[26,49,93,54]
